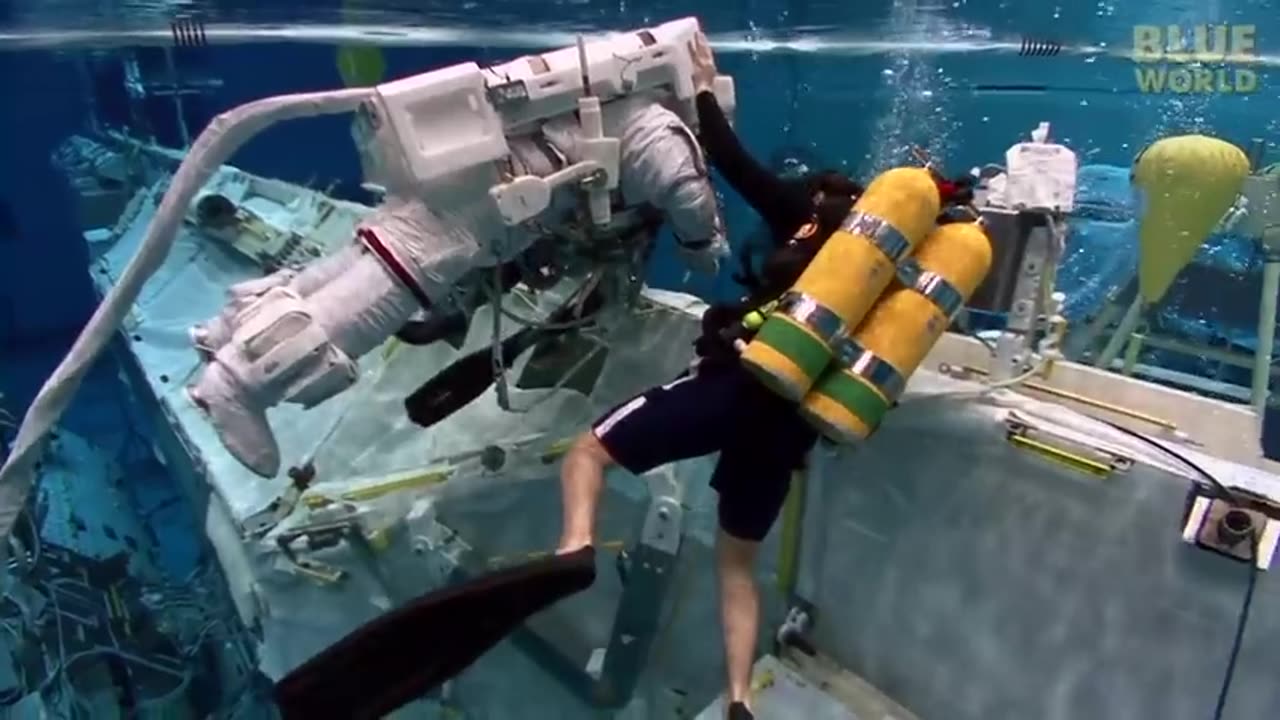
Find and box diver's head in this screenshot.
[802,170,862,232]
[803,170,862,205]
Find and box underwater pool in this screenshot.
[3,1,1280,718]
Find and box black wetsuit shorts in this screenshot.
[590,361,818,542]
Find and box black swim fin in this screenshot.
[403,325,541,428]
[273,546,597,720]
[515,333,609,395]
[728,701,755,720]
[403,289,605,429]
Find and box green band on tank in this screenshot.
[815,369,892,432]
[755,317,833,382]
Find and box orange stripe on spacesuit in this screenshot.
[356,227,435,310]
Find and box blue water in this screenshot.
[2,0,1280,716]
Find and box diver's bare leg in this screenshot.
[555,432,615,553]
[717,528,761,711]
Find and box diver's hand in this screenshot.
[689,31,718,94]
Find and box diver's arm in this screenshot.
[695,91,811,233]
[612,100,730,272]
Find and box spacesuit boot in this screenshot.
[190,248,358,361]
[191,278,283,361]
[187,241,422,478]
[184,361,276,475]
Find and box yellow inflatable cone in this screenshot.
[1132,134,1249,305]
[337,45,386,87]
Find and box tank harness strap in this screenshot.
[745,210,913,340]
[739,210,940,404]
[771,291,847,346]
[839,210,912,264]
[825,263,965,405]
[831,337,907,403]
[898,259,966,319]
[357,227,434,310]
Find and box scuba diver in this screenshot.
[184,91,727,479]
[555,32,976,720]
[551,32,857,720]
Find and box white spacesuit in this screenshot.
[185,93,728,478]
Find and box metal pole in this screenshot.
[1252,259,1280,413]
[162,46,191,147]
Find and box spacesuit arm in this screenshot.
[613,102,729,271]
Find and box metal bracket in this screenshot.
[1182,486,1280,570]
[272,517,360,585]
[591,493,684,707]
[991,211,1063,381]
[242,463,316,538]
[1004,414,1134,478]
[775,601,818,657]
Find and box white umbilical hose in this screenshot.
[0,88,377,549]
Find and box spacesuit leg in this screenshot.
[186,248,419,477]
[190,246,360,360]
[190,270,297,360]
[291,245,365,297]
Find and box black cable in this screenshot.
[1095,418,1238,504]
[1212,558,1257,720]
[1093,417,1257,720]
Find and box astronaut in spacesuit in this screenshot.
[184,91,729,479]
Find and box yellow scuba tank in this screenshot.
[800,220,993,444]
[739,167,941,401]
